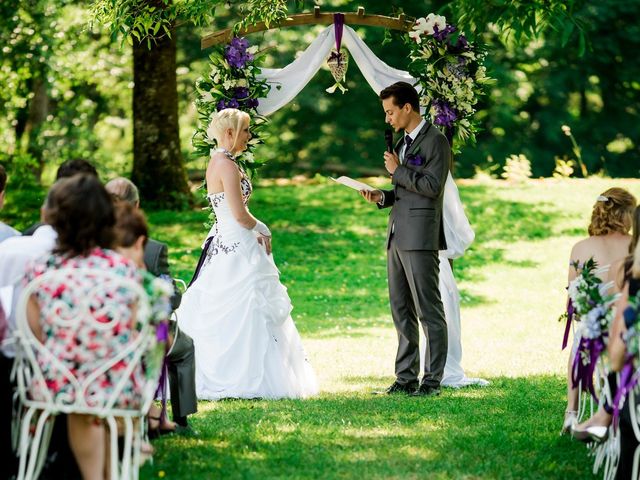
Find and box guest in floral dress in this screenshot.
[25,174,169,480]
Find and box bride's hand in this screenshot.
[257,234,272,255]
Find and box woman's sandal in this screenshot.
[560,410,578,436]
[148,415,176,440]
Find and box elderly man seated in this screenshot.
[105,177,197,433]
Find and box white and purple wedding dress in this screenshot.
[175,156,318,400]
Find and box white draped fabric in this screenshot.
[256,24,486,388]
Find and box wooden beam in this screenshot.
[201,11,415,49]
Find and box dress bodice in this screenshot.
[207,149,253,222]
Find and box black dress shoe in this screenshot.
[411,384,441,397]
[373,381,419,395]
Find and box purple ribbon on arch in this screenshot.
[571,336,605,401]
[328,13,345,65]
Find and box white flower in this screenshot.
[423,13,447,35]
[247,45,259,55]
[223,79,236,89]
[411,17,430,38]
[236,78,248,87]
[201,92,214,102]
[151,276,174,297]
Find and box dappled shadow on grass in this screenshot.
[144,375,595,480]
[148,181,565,336]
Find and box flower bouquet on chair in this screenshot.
[563,258,617,400]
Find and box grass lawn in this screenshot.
[5,177,640,478]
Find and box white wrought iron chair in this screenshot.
[590,369,620,480]
[13,267,162,480]
[627,384,640,479]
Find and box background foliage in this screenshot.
[0,0,638,197]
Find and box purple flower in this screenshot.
[433,99,458,128]
[227,98,240,109]
[230,37,249,51]
[156,322,169,342]
[247,98,259,109]
[234,86,250,99]
[224,37,254,69]
[456,34,469,50]
[406,153,425,167]
[433,24,456,42]
[216,99,226,111]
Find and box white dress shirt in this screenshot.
[0,225,57,357]
[399,118,426,164]
[0,221,19,244]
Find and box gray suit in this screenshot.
[144,239,197,422]
[378,122,449,387]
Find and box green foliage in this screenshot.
[452,0,588,52]
[90,0,215,46]
[0,2,133,182]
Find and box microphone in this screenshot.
[384,129,393,153]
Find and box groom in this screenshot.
[361,81,450,396]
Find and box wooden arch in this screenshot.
[201,6,415,49]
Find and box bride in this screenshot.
[176,108,318,400]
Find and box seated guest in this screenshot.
[0,188,59,478]
[607,206,640,480]
[106,177,197,431]
[22,159,99,236]
[0,164,19,243]
[561,188,636,434]
[23,174,170,479]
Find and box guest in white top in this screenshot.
[0,188,57,478]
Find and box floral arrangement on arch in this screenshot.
[561,258,618,399]
[405,13,492,151]
[192,37,271,175]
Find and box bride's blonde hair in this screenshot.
[207,108,250,151]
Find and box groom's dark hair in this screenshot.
[380,82,420,112]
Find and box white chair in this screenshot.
[627,384,640,479]
[12,267,162,480]
[590,369,620,480]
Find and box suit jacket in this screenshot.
[144,238,182,310]
[379,121,450,251]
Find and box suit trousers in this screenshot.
[387,238,447,387]
[167,326,197,421]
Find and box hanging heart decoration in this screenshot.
[326,48,349,94]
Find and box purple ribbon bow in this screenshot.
[612,360,640,431]
[562,298,574,350]
[328,13,345,65]
[571,336,605,400]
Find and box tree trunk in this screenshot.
[14,77,48,182]
[132,23,189,208]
